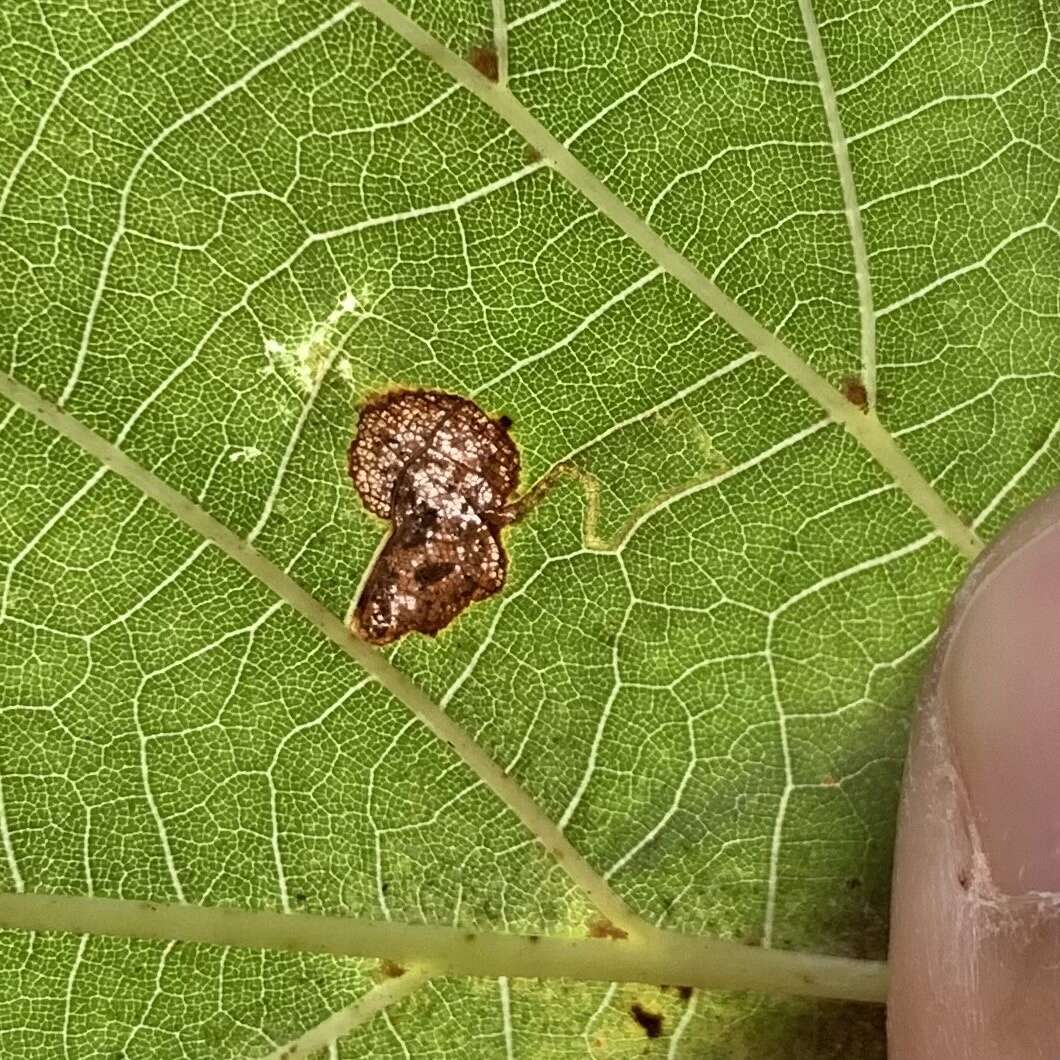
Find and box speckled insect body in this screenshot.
[347,390,520,644]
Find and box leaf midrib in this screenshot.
[0,892,889,1003]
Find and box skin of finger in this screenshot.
[888,490,1060,1059]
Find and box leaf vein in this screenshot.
[356,0,983,560]
[0,369,651,938]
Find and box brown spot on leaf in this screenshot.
[587,916,628,940]
[840,374,869,411]
[630,1003,663,1038]
[379,959,406,978]
[347,389,520,644]
[524,145,542,164]
[467,43,499,81]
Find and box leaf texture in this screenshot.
[1,0,1057,1055]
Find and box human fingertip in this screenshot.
[888,486,1060,1059]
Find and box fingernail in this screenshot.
[941,511,1060,895]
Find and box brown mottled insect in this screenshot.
[347,389,521,645]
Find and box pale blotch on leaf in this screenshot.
[347,389,520,645]
[336,357,356,385]
[265,290,363,393]
[228,445,263,462]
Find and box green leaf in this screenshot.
[0,0,1056,1056]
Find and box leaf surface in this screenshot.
[1,0,1057,1055]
